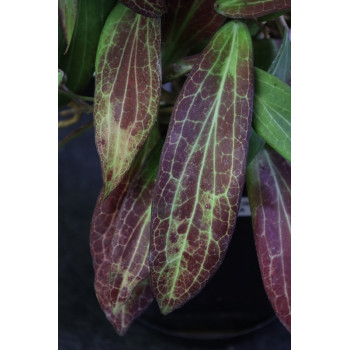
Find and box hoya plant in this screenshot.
[58,0,291,336]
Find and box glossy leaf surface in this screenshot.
[253,68,291,162]
[150,21,254,314]
[246,146,291,332]
[58,0,115,95]
[109,144,162,312]
[161,0,225,65]
[58,0,78,53]
[90,128,159,334]
[268,29,291,85]
[121,0,167,18]
[215,0,291,18]
[94,3,161,200]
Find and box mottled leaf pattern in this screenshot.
[150,21,254,314]
[215,0,291,18]
[253,68,291,162]
[58,0,78,53]
[94,3,161,200]
[268,29,291,85]
[58,0,115,95]
[121,0,167,18]
[246,146,291,332]
[161,0,225,65]
[109,144,162,312]
[90,127,159,334]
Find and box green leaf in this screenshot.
[253,68,291,162]
[253,39,281,71]
[58,0,78,54]
[109,143,162,313]
[121,0,167,18]
[214,0,291,18]
[150,21,254,314]
[94,3,162,200]
[161,0,225,66]
[58,0,115,95]
[246,146,291,332]
[268,28,291,85]
[247,128,265,165]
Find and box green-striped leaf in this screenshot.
[94,3,161,200]
[253,68,291,162]
[109,143,162,312]
[161,0,225,66]
[246,146,291,332]
[90,126,160,335]
[214,0,291,18]
[150,21,254,314]
[58,0,115,96]
[121,0,167,17]
[58,0,78,54]
[268,28,291,85]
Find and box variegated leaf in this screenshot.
[121,0,167,18]
[150,21,254,314]
[94,3,161,200]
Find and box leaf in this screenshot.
[58,0,115,95]
[150,21,254,314]
[109,143,162,312]
[247,128,265,165]
[253,39,281,71]
[214,0,291,19]
[246,146,291,332]
[161,0,225,65]
[253,68,291,162]
[162,54,200,83]
[90,126,160,334]
[120,0,167,18]
[268,28,291,85]
[94,3,161,200]
[58,0,78,54]
[58,69,65,87]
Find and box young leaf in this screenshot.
[109,143,162,312]
[150,21,254,314]
[90,127,159,334]
[121,0,167,18]
[268,28,291,85]
[246,146,291,332]
[58,0,78,54]
[59,0,115,95]
[94,3,161,200]
[214,0,291,19]
[161,0,225,65]
[253,68,291,162]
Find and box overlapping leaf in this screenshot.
[215,0,291,18]
[246,146,291,332]
[268,29,291,85]
[161,0,225,65]
[58,0,78,53]
[247,128,265,165]
[253,68,291,162]
[121,0,167,18]
[108,143,162,312]
[94,3,161,200]
[90,127,159,335]
[150,21,254,314]
[58,0,115,95]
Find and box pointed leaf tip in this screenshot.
[94,3,161,200]
[150,21,254,314]
[58,0,78,53]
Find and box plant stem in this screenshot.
[59,88,95,102]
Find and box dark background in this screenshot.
[58,112,291,350]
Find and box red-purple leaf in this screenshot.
[121,0,167,18]
[246,146,291,332]
[161,0,225,65]
[109,144,162,312]
[215,0,291,18]
[90,127,160,334]
[150,21,254,314]
[58,0,78,54]
[94,3,161,200]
